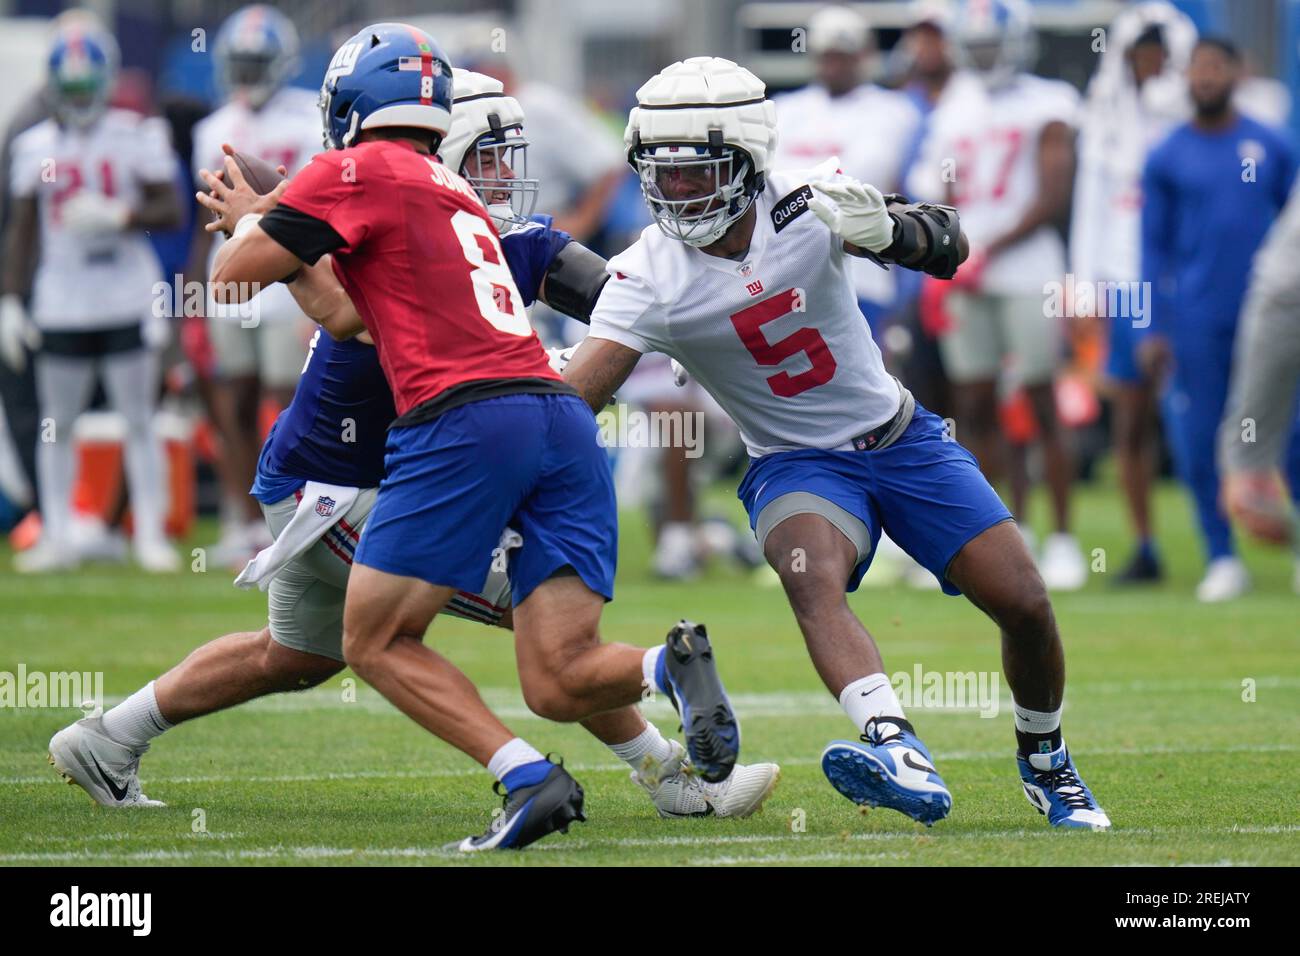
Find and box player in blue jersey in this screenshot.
[48,69,780,826]
[1137,37,1297,602]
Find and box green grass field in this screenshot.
[2,480,1297,867]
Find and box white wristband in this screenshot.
[232,212,264,240]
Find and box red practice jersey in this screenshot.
[275,139,560,416]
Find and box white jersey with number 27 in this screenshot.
[589,159,900,458]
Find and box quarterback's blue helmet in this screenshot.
[319,23,454,151]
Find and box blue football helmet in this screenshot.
[318,23,454,152]
[47,24,119,129]
[951,0,1037,88]
[214,4,300,109]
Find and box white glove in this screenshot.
[61,193,131,237]
[670,358,689,387]
[807,177,894,253]
[1,295,41,373]
[545,344,578,376]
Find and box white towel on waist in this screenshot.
[234,482,361,591]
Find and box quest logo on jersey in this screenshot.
[771,185,814,233]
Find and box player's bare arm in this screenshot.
[563,337,642,412]
[984,120,1074,258]
[198,154,297,299]
[0,195,39,298]
[283,254,366,340]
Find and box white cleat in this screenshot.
[134,539,180,573]
[1040,533,1087,591]
[633,740,780,819]
[69,515,129,564]
[653,522,700,581]
[1196,556,1250,603]
[48,717,165,807]
[14,540,79,574]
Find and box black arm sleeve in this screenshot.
[259,203,347,267]
[875,194,963,280]
[538,241,610,325]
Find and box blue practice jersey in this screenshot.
[251,216,573,504]
[1141,115,1297,337]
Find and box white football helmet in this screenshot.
[625,57,778,248]
[951,0,1037,89]
[439,68,539,235]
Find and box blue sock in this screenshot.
[1137,537,1157,561]
[501,759,552,794]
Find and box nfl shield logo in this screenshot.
[315,496,337,517]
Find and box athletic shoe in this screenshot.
[14,540,79,574]
[653,522,699,580]
[453,760,585,852]
[135,539,180,573]
[1196,556,1249,603]
[69,515,129,564]
[821,716,952,826]
[632,740,780,819]
[1040,533,1087,591]
[1017,743,1110,830]
[48,716,164,807]
[1113,546,1163,585]
[657,620,740,783]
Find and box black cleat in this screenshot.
[1113,547,1163,585]
[659,620,740,784]
[452,760,586,852]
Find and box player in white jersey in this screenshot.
[907,0,1086,590]
[564,56,1110,830]
[1072,3,1195,584]
[772,4,921,331]
[187,4,320,567]
[1,24,183,573]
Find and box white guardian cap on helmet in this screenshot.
[440,68,539,234]
[625,57,778,247]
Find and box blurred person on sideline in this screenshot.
[1071,2,1195,585]
[1138,37,1296,602]
[907,0,1086,590]
[2,22,183,573]
[773,4,921,337]
[1217,179,1300,590]
[187,4,321,568]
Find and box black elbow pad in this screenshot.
[541,241,610,324]
[878,194,963,280]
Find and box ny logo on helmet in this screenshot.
[325,41,363,86]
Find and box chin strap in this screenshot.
[870,194,963,280]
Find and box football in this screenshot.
[220,150,285,195]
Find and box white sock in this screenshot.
[1013,701,1062,737]
[608,722,675,769]
[642,645,664,695]
[101,681,173,749]
[839,673,905,733]
[486,738,545,782]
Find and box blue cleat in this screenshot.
[453,759,586,852]
[657,620,740,783]
[1017,743,1111,830]
[821,716,952,826]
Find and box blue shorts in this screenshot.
[355,392,617,606]
[1105,287,1144,384]
[737,405,1012,595]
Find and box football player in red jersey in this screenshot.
[197,23,741,851]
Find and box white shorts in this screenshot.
[260,488,513,661]
[209,317,310,389]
